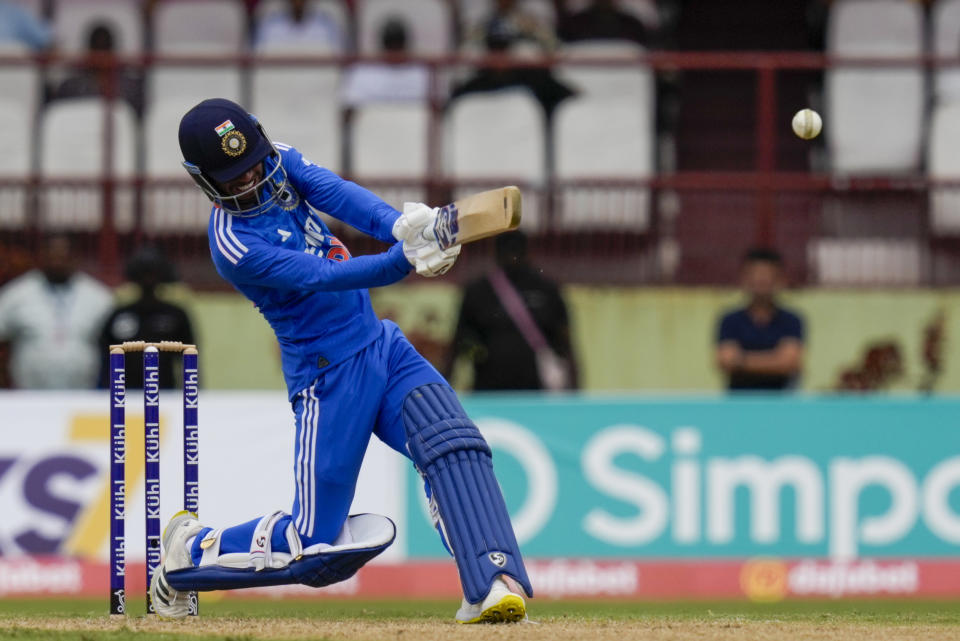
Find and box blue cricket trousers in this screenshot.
[290,319,446,545]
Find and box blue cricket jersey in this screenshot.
[207,143,411,399]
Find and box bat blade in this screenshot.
[432,186,522,250]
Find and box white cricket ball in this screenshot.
[792,108,822,140]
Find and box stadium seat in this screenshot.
[148,66,241,105]
[357,0,451,55]
[556,40,648,103]
[251,62,341,172]
[932,0,960,103]
[0,43,39,228]
[39,98,137,231]
[809,238,923,285]
[143,69,241,232]
[445,89,545,229]
[928,102,960,234]
[825,0,923,173]
[143,96,214,232]
[350,103,428,209]
[0,99,31,229]
[153,0,246,54]
[0,42,39,114]
[554,96,653,231]
[52,0,144,54]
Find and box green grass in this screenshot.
[3,598,960,641]
[2,597,960,624]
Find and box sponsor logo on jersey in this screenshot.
[303,216,351,261]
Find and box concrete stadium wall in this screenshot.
[172,285,960,393]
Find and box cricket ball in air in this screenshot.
[791,108,822,140]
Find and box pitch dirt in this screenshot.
[3,599,960,641]
[2,616,959,641]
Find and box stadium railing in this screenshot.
[1,50,959,288]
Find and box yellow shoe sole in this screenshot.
[458,594,526,624]
[162,510,198,540]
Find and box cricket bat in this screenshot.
[430,186,522,250]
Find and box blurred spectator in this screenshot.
[465,0,558,53]
[48,22,144,117]
[342,17,429,106]
[0,0,52,51]
[98,246,195,389]
[445,231,578,391]
[715,248,805,391]
[0,235,113,389]
[253,0,345,52]
[557,0,649,45]
[450,23,575,117]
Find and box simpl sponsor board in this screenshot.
[406,398,960,561]
[740,559,920,601]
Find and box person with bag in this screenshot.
[446,231,578,392]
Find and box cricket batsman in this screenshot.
[149,98,532,623]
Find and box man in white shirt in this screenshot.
[341,17,429,106]
[253,0,345,53]
[0,235,113,388]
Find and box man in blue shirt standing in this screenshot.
[716,248,805,391]
[149,98,531,623]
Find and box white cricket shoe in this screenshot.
[455,576,526,624]
[150,510,203,619]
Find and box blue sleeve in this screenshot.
[281,146,400,243]
[227,237,412,292]
[717,313,738,344]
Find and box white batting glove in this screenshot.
[392,202,438,243]
[402,236,461,277]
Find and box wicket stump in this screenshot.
[109,341,199,616]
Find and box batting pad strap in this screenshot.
[166,514,395,592]
[403,384,533,603]
[402,383,490,465]
[199,529,224,567]
[250,510,287,571]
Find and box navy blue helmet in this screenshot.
[178,98,289,216]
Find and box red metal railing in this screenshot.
[1,50,959,287]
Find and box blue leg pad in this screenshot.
[403,384,533,603]
[166,514,394,592]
